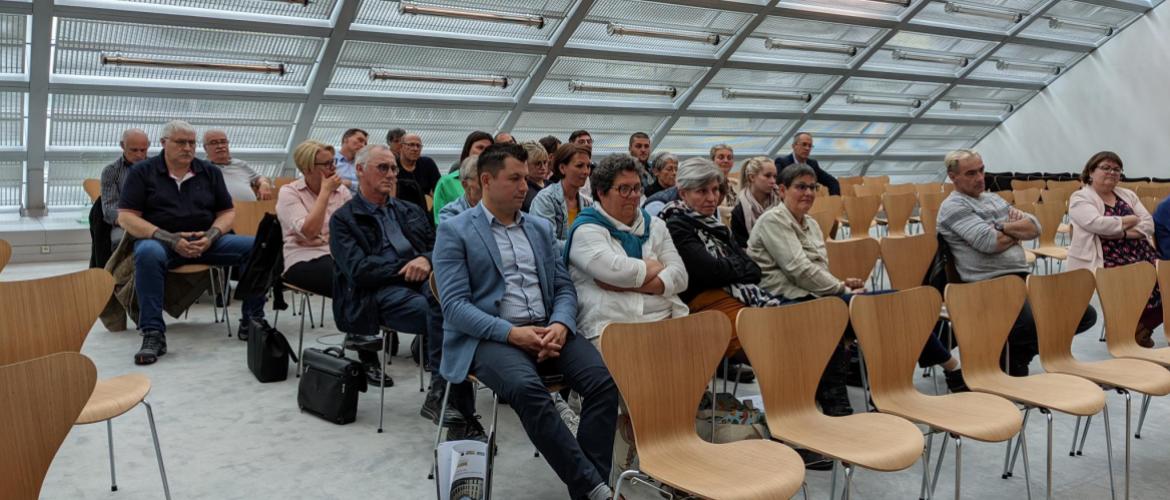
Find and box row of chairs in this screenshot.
[604,261,1170,500]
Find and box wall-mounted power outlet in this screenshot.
[40,245,50,254]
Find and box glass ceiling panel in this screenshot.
[1021,0,1140,44]
[0,15,26,76]
[736,16,883,67]
[863,32,994,77]
[512,111,666,152]
[912,0,1042,33]
[799,120,899,154]
[820,77,944,116]
[569,0,751,57]
[354,0,570,42]
[533,57,703,104]
[53,19,322,87]
[47,94,299,149]
[108,0,338,20]
[869,160,947,175]
[0,161,21,209]
[926,84,1037,117]
[657,133,773,157]
[691,69,834,112]
[822,161,861,174]
[0,91,24,147]
[330,41,539,98]
[783,0,906,17]
[310,104,507,154]
[673,116,793,134]
[968,43,1083,83]
[884,137,980,153]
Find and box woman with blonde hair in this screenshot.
[276,139,351,297]
[521,141,550,212]
[730,156,780,248]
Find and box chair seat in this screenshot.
[769,411,924,472]
[1030,246,1068,260]
[1025,250,1037,265]
[966,372,1105,417]
[1109,344,1170,374]
[1047,357,1170,397]
[467,373,564,394]
[1057,223,1071,234]
[76,373,151,425]
[171,264,211,274]
[641,438,805,500]
[283,281,318,296]
[877,391,1022,443]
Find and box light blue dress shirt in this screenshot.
[336,152,358,185]
[480,203,546,326]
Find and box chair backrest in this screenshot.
[852,184,884,198]
[1046,179,1081,191]
[274,176,296,191]
[811,194,842,217]
[843,195,881,238]
[428,272,440,303]
[1118,181,1146,192]
[1026,270,1096,370]
[993,190,1015,205]
[0,269,115,365]
[816,185,830,199]
[886,183,916,195]
[1137,184,1170,201]
[918,191,947,235]
[1095,262,1157,357]
[600,312,731,452]
[1040,188,1073,206]
[1012,188,1041,206]
[881,233,938,290]
[942,183,955,195]
[1033,200,1066,247]
[838,176,864,197]
[826,237,880,282]
[881,192,917,236]
[231,199,278,237]
[1161,261,1170,340]
[0,352,97,499]
[809,203,842,241]
[945,276,1027,387]
[1011,179,1046,191]
[914,182,942,196]
[83,178,102,202]
[737,299,849,420]
[849,286,942,405]
[1140,197,1160,214]
[0,238,11,272]
[863,175,891,187]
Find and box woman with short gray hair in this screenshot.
[645,151,678,197]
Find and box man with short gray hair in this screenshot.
[202,129,273,201]
[776,132,841,196]
[101,128,150,245]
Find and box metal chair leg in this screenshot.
[306,291,315,329]
[921,433,934,500]
[830,461,839,500]
[1121,390,1131,500]
[930,433,950,497]
[319,295,326,328]
[1069,416,1082,456]
[377,328,388,433]
[296,292,307,377]
[1018,415,1033,500]
[216,268,231,337]
[428,381,451,480]
[954,435,963,500]
[1006,408,1032,477]
[708,376,716,442]
[1044,409,1054,500]
[485,392,500,500]
[858,348,874,412]
[1102,401,1118,500]
[842,464,854,500]
[1135,394,1151,439]
[612,469,642,500]
[419,332,426,393]
[1077,415,1093,456]
[731,364,744,397]
[142,401,171,500]
[107,419,117,491]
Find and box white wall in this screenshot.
[976,3,1170,178]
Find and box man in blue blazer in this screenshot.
[434,143,619,500]
[776,132,841,196]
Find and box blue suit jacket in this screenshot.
[433,205,578,383]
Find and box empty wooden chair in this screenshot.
[915,182,943,196]
[851,286,1024,500]
[231,199,277,237]
[1013,188,1042,206]
[1028,269,1170,500]
[1047,179,1081,192]
[886,183,917,195]
[810,195,843,241]
[0,269,172,499]
[1136,183,1170,201]
[1011,179,1046,191]
[84,178,102,202]
[880,192,917,237]
[0,238,10,272]
[881,233,937,291]
[917,191,947,236]
[273,176,296,191]
[842,195,881,240]
[839,176,864,197]
[738,300,924,499]
[1030,202,1070,274]
[826,237,880,284]
[0,352,98,500]
[601,312,806,499]
[1117,181,1145,192]
[1041,187,1074,207]
[863,175,891,187]
[852,183,884,198]
[1139,197,1159,215]
[994,190,1015,205]
[946,276,1105,500]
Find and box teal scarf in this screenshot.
[563,206,652,264]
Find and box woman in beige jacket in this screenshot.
[1067,151,1161,346]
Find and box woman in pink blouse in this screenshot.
[276,140,352,296]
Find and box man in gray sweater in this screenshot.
[938,149,1096,375]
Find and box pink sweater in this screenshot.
[275,180,352,272]
[1067,186,1155,271]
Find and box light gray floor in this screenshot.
[8,260,1169,500]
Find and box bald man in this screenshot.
[101,128,151,245]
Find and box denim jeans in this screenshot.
[133,234,265,335]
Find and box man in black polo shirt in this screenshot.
[118,120,267,365]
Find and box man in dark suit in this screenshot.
[434,143,619,500]
[776,132,841,196]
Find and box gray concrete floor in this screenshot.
[8,260,1169,500]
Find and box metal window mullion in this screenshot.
[23,0,51,215]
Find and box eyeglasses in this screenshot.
[314,159,336,169]
[613,184,643,197]
[402,142,422,149]
[167,139,197,148]
[1096,165,1123,174]
[790,182,820,192]
[372,162,398,174]
[205,139,229,147]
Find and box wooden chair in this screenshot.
[886,182,917,195]
[84,178,102,202]
[850,286,1023,500]
[601,312,806,500]
[231,199,277,237]
[852,183,884,198]
[915,182,943,196]
[994,190,1015,205]
[0,238,11,272]
[1027,269,1170,500]
[943,183,955,195]
[917,191,947,236]
[171,263,232,337]
[810,197,843,241]
[1047,179,1081,191]
[879,192,916,237]
[0,352,98,500]
[737,301,924,498]
[863,175,891,187]
[0,269,172,499]
[1117,181,1145,192]
[1013,188,1042,206]
[1040,188,1074,207]
[1030,202,1070,274]
[841,195,881,240]
[826,237,880,284]
[1136,183,1170,201]
[881,233,937,291]
[839,176,864,197]
[1139,197,1159,215]
[273,176,296,191]
[1011,179,1046,191]
[946,276,1105,500]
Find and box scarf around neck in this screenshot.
[563,204,652,264]
[736,186,779,236]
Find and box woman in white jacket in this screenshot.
[565,153,689,344]
[1067,151,1161,346]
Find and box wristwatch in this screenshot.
[993,221,1005,233]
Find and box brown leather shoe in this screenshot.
[1136,326,1155,348]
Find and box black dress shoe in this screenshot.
[344,334,383,351]
[365,364,394,387]
[420,380,467,426]
[944,368,970,393]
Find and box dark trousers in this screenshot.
[373,282,444,373]
[282,255,334,298]
[1007,301,1097,372]
[452,333,619,499]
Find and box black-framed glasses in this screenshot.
[205,139,229,147]
[791,182,820,192]
[1097,165,1123,174]
[314,159,336,169]
[613,184,643,197]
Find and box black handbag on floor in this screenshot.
[297,347,367,424]
[246,321,297,383]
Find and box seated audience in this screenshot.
[203,129,273,201]
[730,156,780,248]
[432,131,494,224]
[938,149,1097,374]
[1157,196,1170,259]
[522,141,550,212]
[1068,151,1161,347]
[530,144,593,249]
[627,132,653,187]
[329,144,444,396]
[644,151,677,198]
[494,131,516,144]
[276,140,350,298]
[539,134,561,155]
[711,143,739,203]
[437,156,482,225]
[565,153,689,343]
[386,127,406,157]
[334,128,368,187]
[395,133,442,213]
[117,120,268,365]
[776,132,841,196]
[101,127,150,246]
[435,143,619,499]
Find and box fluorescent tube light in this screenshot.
[399,2,545,29]
[368,69,511,88]
[846,94,923,108]
[891,49,969,67]
[722,88,812,103]
[607,23,721,46]
[944,2,1024,23]
[949,100,1015,113]
[101,54,286,75]
[1047,17,1114,36]
[764,37,858,56]
[865,0,911,6]
[569,80,678,98]
[994,59,1062,75]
